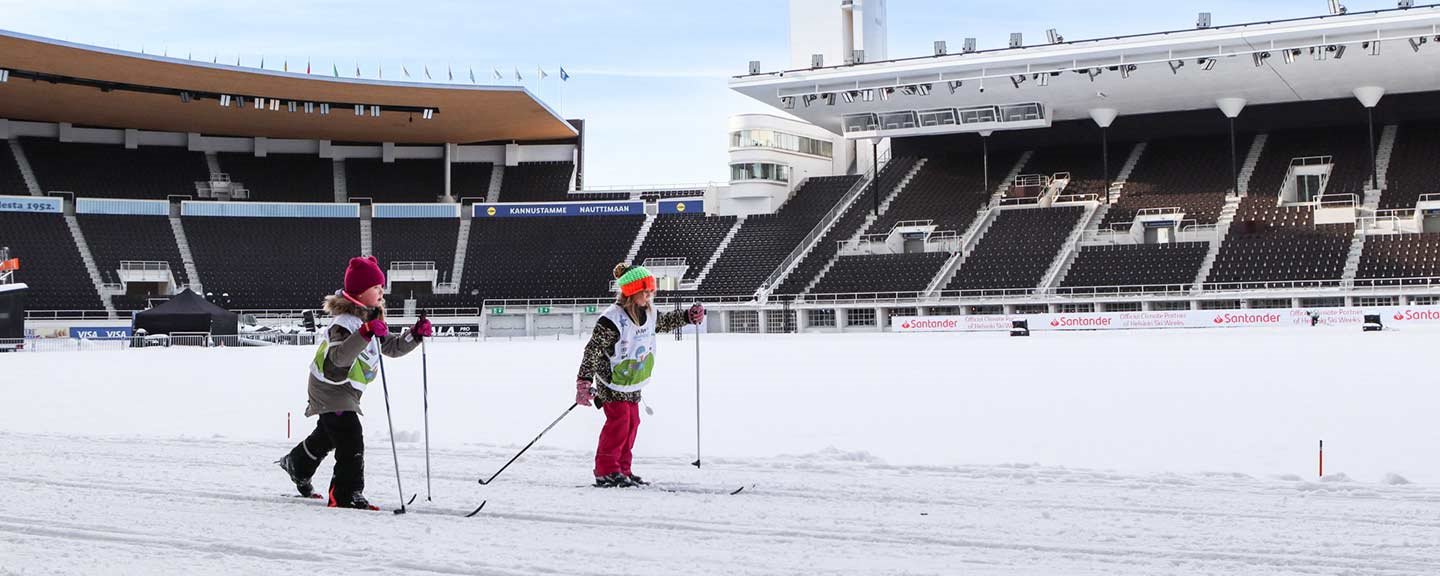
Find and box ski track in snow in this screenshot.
[1,431,1438,575]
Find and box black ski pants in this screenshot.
[287,411,365,500]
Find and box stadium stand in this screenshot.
[461,215,644,299]
[1245,126,1371,199]
[21,138,208,199]
[698,174,861,296]
[1103,135,1245,227]
[945,206,1085,292]
[344,158,445,202]
[182,216,360,309]
[372,218,461,283]
[1356,232,1440,285]
[0,212,103,310]
[451,162,495,200]
[1061,242,1211,290]
[1381,121,1440,210]
[77,214,189,288]
[1017,144,1130,201]
[773,157,919,295]
[499,162,576,203]
[809,252,950,295]
[216,153,334,203]
[2,144,28,196]
[1203,197,1352,286]
[631,213,739,281]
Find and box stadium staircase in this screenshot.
[485,165,505,203]
[440,217,472,294]
[8,139,43,196]
[1343,124,1400,283]
[1043,142,1146,288]
[359,213,373,256]
[332,160,347,203]
[168,214,203,293]
[63,212,118,318]
[205,152,222,179]
[624,212,658,264]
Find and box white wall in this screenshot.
[788,0,887,70]
[719,113,849,217]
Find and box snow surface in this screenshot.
[2,326,1439,574]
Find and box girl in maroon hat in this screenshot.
[277,256,432,510]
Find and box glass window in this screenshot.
[729,129,834,158]
[729,162,790,183]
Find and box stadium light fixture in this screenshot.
[254,97,265,110]
[823,93,836,106]
[916,83,931,96]
[235,96,246,108]
[1168,59,1185,74]
[1046,29,1063,44]
[1120,64,1137,79]
[842,91,857,103]
[1282,49,1298,64]
[947,80,962,94]
[370,105,381,117]
[1036,73,1049,87]
[934,41,947,56]
[1199,57,1217,70]
[963,38,977,54]
[862,89,875,102]
[1332,44,1347,59]
[1366,40,1380,56]
[880,87,893,101]
[219,94,231,107]
[1010,74,1026,89]
[1197,12,1212,29]
[422,108,434,119]
[287,100,297,113]
[1399,0,1414,7]
[354,104,365,116]
[802,94,818,107]
[900,85,917,96]
[1009,33,1023,49]
[1252,51,1271,67]
[319,103,330,115]
[1328,0,1346,15]
[1087,67,1102,81]
[178,91,192,103]
[269,98,281,111]
[1313,46,1327,61]
[781,96,795,109]
[0,69,8,83]
[1409,36,1427,52]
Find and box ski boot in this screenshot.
[275,455,315,498]
[594,472,637,488]
[626,474,650,486]
[327,487,380,511]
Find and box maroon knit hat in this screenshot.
[344,256,386,296]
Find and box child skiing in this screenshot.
[277,256,432,509]
[575,263,704,487]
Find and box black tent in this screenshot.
[132,289,239,336]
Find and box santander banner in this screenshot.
[892,305,1440,333]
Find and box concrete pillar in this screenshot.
[795,308,809,332]
[524,311,536,337]
[875,307,887,330]
[837,308,849,333]
[443,143,454,202]
[573,312,582,336]
[382,142,396,163]
[758,310,770,334]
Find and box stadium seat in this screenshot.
[0,212,104,310]
[21,138,209,200]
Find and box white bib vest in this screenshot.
[600,304,657,393]
[309,314,380,391]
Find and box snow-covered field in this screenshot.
[2,326,1439,574]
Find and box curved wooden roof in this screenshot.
[0,30,577,144]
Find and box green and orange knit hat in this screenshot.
[613,263,656,297]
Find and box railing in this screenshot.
[838,233,894,255]
[1012,174,1049,188]
[1317,194,1358,209]
[892,219,935,230]
[389,261,437,271]
[1419,193,1440,204]
[1136,207,1183,217]
[924,230,962,253]
[572,182,717,193]
[1290,155,1333,168]
[1053,193,1100,204]
[757,155,887,293]
[641,257,688,268]
[119,261,171,272]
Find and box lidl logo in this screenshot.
[676,202,686,212]
[486,206,497,216]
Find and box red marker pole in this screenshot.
[287,412,292,439]
[1318,440,1324,478]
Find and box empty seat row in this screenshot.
[1061,242,1210,289]
[809,252,950,295]
[945,206,1084,291]
[631,213,739,281]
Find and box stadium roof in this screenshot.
[731,5,1440,137]
[0,30,577,144]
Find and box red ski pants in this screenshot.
[594,400,641,477]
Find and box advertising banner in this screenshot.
[892,306,1440,333]
[473,202,643,218]
[69,326,134,339]
[658,199,703,214]
[0,196,62,213]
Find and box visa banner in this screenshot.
[473,202,643,218]
[69,326,134,339]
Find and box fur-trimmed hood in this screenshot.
[323,293,372,318]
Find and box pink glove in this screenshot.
[687,303,706,325]
[358,318,389,341]
[575,380,594,407]
[411,315,433,340]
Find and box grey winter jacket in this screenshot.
[305,296,420,416]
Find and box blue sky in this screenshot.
[0,0,1404,185]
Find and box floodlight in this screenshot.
[287,100,297,112]
[269,98,280,111]
[862,89,875,102]
[1199,58,1217,70]
[1009,33,1023,48]
[1120,64,1136,79]
[219,94,231,107]
[179,91,192,103]
[1409,36,1426,52]
[422,108,434,119]
[1168,60,1185,74]
[842,91,856,103]
[1011,74,1026,88]
[355,104,365,116]
[946,81,962,94]
[0,69,8,83]
[1087,68,1102,81]
[1253,51,1271,66]
[915,83,931,96]
[963,38,977,53]
[781,96,795,109]
[1036,73,1049,86]
[319,103,330,115]
[1197,12,1212,28]
[880,87,893,101]
[823,93,836,106]
[1366,40,1380,55]
[1046,29,1062,44]
[934,41,947,56]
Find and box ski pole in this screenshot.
[421,338,431,502]
[692,305,702,469]
[376,349,409,515]
[477,403,578,485]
